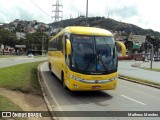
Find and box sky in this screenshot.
[0,0,160,32]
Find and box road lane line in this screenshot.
[121,95,146,106]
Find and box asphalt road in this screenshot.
[40,62,160,120]
[118,61,160,83]
[0,56,47,68]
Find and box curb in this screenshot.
[118,75,160,89]
[37,62,57,120]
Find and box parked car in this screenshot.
[154,56,160,61]
[28,53,34,58]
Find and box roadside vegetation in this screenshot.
[0,55,17,58]
[119,75,160,88]
[0,61,43,95]
[0,61,45,115]
[141,67,160,72]
[34,55,47,58]
[0,55,47,58]
[0,95,27,120]
[0,94,22,111]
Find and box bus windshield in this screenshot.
[70,35,117,74]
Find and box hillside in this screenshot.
[49,17,160,37]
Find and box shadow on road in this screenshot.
[43,70,113,107]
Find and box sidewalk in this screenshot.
[118,60,160,83]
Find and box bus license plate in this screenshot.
[92,86,100,89]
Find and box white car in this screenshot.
[28,53,34,58]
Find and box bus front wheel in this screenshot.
[48,63,54,76]
[61,72,67,89]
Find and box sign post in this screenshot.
[145,40,154,69]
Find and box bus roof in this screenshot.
[50,26,113,42]
[64,26,113,36]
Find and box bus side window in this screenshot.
[48,39,57,51]
[62,35,65,54]
[48,41,53,51]
[57,35,63,51]
[52,39,57,51]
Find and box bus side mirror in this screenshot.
[66,39,71,55]
[116,41,126,56]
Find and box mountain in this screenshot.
[49,17,160,37]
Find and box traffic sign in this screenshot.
[128,34,146,43]
[15,45,26,48]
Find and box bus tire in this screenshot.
[61,72,67,89]
[48,63,54,76]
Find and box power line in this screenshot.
[30,0,52,17]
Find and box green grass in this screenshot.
[119,74,160,87]
[0,55,47,58]
[0,94,22,111]
[0,61,43,95]
[0,55,17,58]
[0,95,26,120]
[141,67,160,72]
[34,55,47,58]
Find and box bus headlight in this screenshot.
[68,74,84,81]
[109,76,118,81]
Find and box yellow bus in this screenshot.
[48,26,126,91]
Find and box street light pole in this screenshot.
[34,35,45,56]
[86,0,88,18]
[42,35,44,56]
[1,44,4,55]
[145,40,154,69]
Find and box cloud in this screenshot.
[108,5,138,19]
[0,0,160,32]
[0,6,33,23]
[0,0,51,23]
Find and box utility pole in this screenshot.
[1,44,4,55]
[145,40,154,69]
[42,35,45,56]
[34,35,45,56]
[86,0,88,18]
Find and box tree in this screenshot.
[142,35,160,55]
[0,29,17,47]
[154,36,160,52]
[124,40,133,52]
[25,32,50,53]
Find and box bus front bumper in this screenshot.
[67,79,117,91]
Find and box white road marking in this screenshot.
[121,95,146,106]
[40,63,61,109]
[40,63,68,120]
